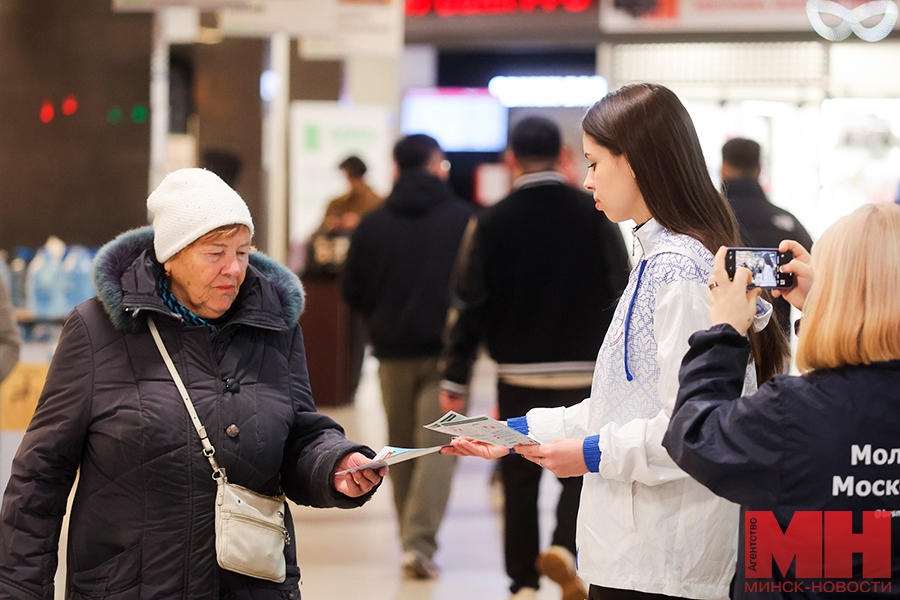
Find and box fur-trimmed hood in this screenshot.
[93,226,304,333]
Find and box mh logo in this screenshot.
[746,511,892,579]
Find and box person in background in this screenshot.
[663,202,900,598]
[319,156,383,235]
[721,137,814,337]
[342,135,474,580]
[0,168,383,600]
[0,276,20,383]
[440,116,631,600]
[443,83,790,600]
[306,156,384,400]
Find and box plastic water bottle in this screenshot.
[62,245,96,309]
[26,236,69,319]
[9,247,33,309]
[0,251,10,293]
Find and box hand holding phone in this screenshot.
[710,246,762,335]
[771,240,814,311]
[725,248,795,290]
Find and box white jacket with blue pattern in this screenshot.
[526,219,768,599]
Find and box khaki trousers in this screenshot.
[378,356,459,559]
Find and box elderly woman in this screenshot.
[0,169,383,600]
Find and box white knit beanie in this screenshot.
[148,168,255,263]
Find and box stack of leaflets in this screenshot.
[336,412,542,473]
[424,411,542,447]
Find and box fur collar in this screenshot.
[93,226,304,333]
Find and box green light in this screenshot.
[131,105,148,124]
[107,105,123,125]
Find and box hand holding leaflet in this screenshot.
[336,445,446,474]
[424,411,541,447]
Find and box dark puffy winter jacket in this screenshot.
[664,324,900,599]
[0,227,377,600]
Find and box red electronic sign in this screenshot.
[407,0,593,17]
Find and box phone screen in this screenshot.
[726,248,794,289]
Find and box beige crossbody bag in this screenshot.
[148,315,290,583]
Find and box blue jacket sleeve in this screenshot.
[662,324,787,509]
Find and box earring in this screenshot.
[165,269,170,277]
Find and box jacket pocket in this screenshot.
[69,543,141,597]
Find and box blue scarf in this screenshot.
[157,275,229,331]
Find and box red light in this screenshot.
[411,0,594,16]
[62,94,78,116]
[40,99,54,123]
[405,0,432,15]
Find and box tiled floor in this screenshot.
[290,354,571,600]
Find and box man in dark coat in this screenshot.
[721,137,814,337]
[0,168,381,600]
[440,117,631,600]
[342,134,474,580]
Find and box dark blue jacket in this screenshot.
[663,324,900,599]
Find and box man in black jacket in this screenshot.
[343,134,474,580]
[721,137,814,337]
[440,117,631,600]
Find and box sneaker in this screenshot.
[401,550,439,580]
[508,587,538,600]
[536,546,587,600]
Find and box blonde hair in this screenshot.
[796,203,900,372]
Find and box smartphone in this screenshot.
[725,248,795,289]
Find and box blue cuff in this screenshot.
[583,435,601,473]
[507,416,529,436]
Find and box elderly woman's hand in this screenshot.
[708,246,762,335]
[334,452,385,498]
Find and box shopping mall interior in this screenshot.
[0,1,899,599]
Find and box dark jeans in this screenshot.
[497,382,589,593]
[589,586,686,600]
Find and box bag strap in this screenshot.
[147,314,223,480]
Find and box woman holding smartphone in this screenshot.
[443,82,789,600]
[663,204,900,598]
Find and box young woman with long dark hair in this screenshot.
[443,83,789,600]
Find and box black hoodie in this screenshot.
[342,170,474,358]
